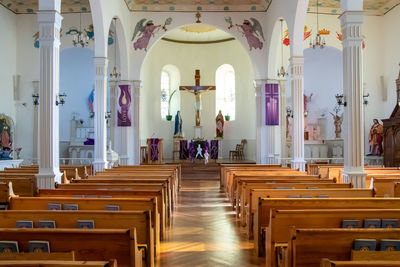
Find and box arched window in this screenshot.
[216,64,235,120]
[160,71,170,119]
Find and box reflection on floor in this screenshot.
[157,179,264,267]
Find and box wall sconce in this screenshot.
[90,111,94,118]
[335,94,347,107]
[105,111,111,120]
[56,93,67,106]
[363,93,370,105]
[286,106,293,118]
[304,110,308,117]
[32,93,39,106]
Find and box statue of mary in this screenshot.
[174,111,183,137]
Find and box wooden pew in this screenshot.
[0,260,117,267]
[288,228,400,267]
[0,182,9,203]
[265,209,400,267]
[255,198,400,257]
[37,188,167,238]
[372,177,400,197]
[9,196,162,247]
[0,251,75,261]
[0,210,153,266]
[0,228,143,267]
[248,188,373,240]
[238,182,352,224]
[0,177,36,196]
[220,164,280,187]
[321,259,400,267]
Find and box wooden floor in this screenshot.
[157,179,264,267]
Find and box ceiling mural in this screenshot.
[0,0,398,14]
[0,0,91,13]
[308,0,400,15]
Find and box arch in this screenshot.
[106,16,129,80]
[160,64,181,120]
[290,0,310,57]
[216,64,236,120]
[267,17,290,79]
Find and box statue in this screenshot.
[195,144,203,159]
[330,110,343,139]
[0,120,11,150]
[368,119,384,156]
[174,111,183,137]
[204,149,209,164]
[216,110,225,138]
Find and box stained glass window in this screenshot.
[216,64,235,120]
[161,71,170,119]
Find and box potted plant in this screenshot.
[225,114,231,121]
[166,89,177,121]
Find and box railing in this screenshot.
[22,158,94,166]
[279,156,383,167]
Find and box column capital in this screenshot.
[289,56,304,65]
[39,0,61,11]
[254,79,268,97]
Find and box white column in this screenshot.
[254,79,268,164]
[118,80,134,165]
[36,0,63,188]
[279,80,287,162]
[93,57,108,173]
[109,80,117,151]
[132,80,141,165]
[290,56,306,171]
[340,10,366,188]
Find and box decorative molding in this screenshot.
[161,37,235,45]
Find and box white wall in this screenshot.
[0,5,17,140]
[140,38,256,160]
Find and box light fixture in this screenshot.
[105,111,111,120]
[32,93,39,106]
[109,18,121,81]
[90,111,95,118]
[56,93,67,106]
[277,19,288,78]
[309,0,326,49]
[335,94,347,107]
[70,13,89,48]
[286,106,293,118]
[363,93,370,105]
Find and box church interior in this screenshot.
[1,0,400,266]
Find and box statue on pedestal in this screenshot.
[174,111,183,137]
[368,119,383,156]
[330,107,343,139]
[216,110,224,138]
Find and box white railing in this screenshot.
[22,158,94,166]
[279,156,383,167]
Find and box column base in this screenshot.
[35,169,62,189]
[93,160,107,174]
[266,154,276,164]
[291,159,306,172]
[342,171,367,188]
[119,155,130,166]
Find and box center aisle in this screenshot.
[157,179,264,266]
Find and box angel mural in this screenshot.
[225,17,265,51]
[132,18,172,51]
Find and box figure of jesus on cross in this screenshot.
[180,70,216,126]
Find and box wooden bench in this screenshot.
[0,177,36,196]
[255,198,400,257]
[0,251,75,261]
[265,209,400,267]
[321,259,400,267]
[0,210,153,266]
[288,228,400,267]
[0,228,143,267]
[0,259,117,267]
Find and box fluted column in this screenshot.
[340,11,366,188]
[35,0,62,189]
[254,79,268,164]
[290,56,306,171]
[132,80,141,165]
[109,80,117,151]
[93,57,108,173]
[279,80,287,162]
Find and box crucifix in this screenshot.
[180,70,216,126]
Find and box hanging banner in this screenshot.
[265,83,279,126]
[117,84,132,127]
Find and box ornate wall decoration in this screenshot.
[225,17,264,51]
[132,18,172,51]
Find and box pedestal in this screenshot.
[194,126,203,140]
[146,138,163,164]
[173,136,183,160]
[317,117,327,140]
[214,138,223,160]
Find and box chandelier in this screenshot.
[70,12,89,48]
[309,0,326,49]
[277,19,288,78]
[110,18,121,81]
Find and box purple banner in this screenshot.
[180,140,189,160]
[210,140,219,160]
[150,138,159,161]
[265,83,279,126]
[117,84,132,127]
[189,141,195,162]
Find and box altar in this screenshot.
[0,159,23,171]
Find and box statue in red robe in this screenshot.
[1,125,11,150]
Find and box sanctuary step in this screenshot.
[181,162,220,180]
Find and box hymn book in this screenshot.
[29,241,50,253]
[16,220,33,228]
[38,221,56,228]
[77,220,95,229]
[0,241,18,253]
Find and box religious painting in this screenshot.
[225,17,264,51]
[132,17,172,51]
[0,114,13,151]
[265,84,279,126]
[117,84,132,127]
[283,26,312,46]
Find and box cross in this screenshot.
[180,70,216,126]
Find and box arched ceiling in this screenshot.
[0,0,398,15]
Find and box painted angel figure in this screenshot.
[236,18,265,50]
[132,19,161,51]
